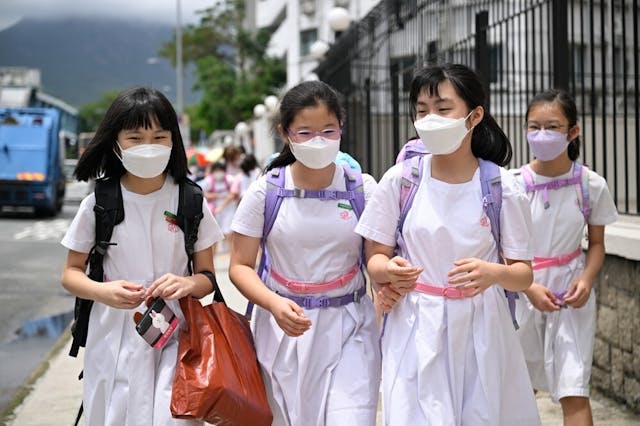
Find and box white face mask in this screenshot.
[289,136,340,169]
[413,112,473,155]
[115,143,172,178]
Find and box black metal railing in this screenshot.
[316,0,639,215]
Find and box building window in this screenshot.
[489,43,502,84]
[300,29,318,57]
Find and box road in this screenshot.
[0,183,87,412]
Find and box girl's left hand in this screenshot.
[447,258,499,297]
[563,278,592,308]
[146,273,195,300]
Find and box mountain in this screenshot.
[0,17,200,108]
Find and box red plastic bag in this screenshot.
[171,295,272,426]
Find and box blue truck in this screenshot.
[0,108,69,216]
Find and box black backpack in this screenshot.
[68,177,204,357]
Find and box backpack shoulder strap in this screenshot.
[478,159,502,257]
[575,162,591,222]
[263,167,286,239]
[342,165,365,219]
[478,160,519,330]
[398,155,423,235]
[519,165,535,193]
[69,177,123,357]
[177,179,204,275]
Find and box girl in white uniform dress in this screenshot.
[61,87,223,425]
[229,81,381,426]
[515,90,618,426]
[355,64,540,426]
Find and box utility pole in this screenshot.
[176,0,184,115]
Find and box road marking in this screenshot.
[13,219,71,241]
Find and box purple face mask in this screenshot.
[527,130,569,161]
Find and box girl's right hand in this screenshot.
[525,283,561,312]
[376,284,403,313]
[268,296,312,337]
[98,280,146,310]
[385,256,422,294]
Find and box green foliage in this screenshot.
[159,0,286,135]
[78,89,120,132]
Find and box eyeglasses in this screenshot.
[525,123,570,132]
[286,128,342,143]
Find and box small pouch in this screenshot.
[133,297,179,349]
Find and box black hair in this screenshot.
[75,87,188,181]
[409,63,512,166]
[266,81,345,171]
[240,153,258,175]
[525,89,581,161]
[207,161,226,173]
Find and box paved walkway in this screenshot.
[4,253,639,425]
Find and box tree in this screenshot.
[159,0,286,135]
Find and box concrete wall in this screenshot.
[592,217,640,412]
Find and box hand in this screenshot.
[525,283,561,312]
[99,280,145,310]
[447,258,498,297]
[214,206,223,215]
[375,284,404,313]
[386,256,422,294]
[563,277,593,308]
[268,295,312,337]
[145,273,195,300]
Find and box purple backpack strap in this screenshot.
[342,165,365,219]
[575,162,591,221]
[396,155,423,254]
[395,138,428,164]
[478,159,519,330]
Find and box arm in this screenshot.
[564,224,605,308]
[215,192,239,214]
[61,249,145,309]
[143,245,216,300]
[365,239,422,312]
[448,258,533,296]
[229,232,311,336]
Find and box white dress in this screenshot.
[231,165,381,426]
[513,164,618,402]
[199,173,236,234]
[355,156,540,426]
[61,176,223,426]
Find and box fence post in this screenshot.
[365,78,372,171]
[475,10,490,108]
[552,0,569,90]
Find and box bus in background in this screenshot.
[0,107,76,216]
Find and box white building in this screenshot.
[246,0,379,88]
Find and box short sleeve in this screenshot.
[194,198,225,252]
[361,173,378,204]
[61,193,97,253]
[587,171,618,226]
[230,174,242,195]
[355,164,403,248]
[498,169,533,261]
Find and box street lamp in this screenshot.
[310,40,330,60]
[264,95,279,112]
[253,104,267,118]
[328,7,352,33]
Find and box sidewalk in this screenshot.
[4,253,639,425]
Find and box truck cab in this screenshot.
[0,108,66,216]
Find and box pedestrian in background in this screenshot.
[199,161,234,256]
[514,89,618,426]
[355,64,540,425]
[229,80,381,426]
[60,87,223,425]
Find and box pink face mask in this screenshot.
[527,130,569,161]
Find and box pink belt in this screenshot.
[414,282,472,299]
[270,262,360,294]
[533,247,582,270]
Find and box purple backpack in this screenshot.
[396,141,520,329]
[247,165,366,316]
[519,161,590,222]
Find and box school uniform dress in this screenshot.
[231,165,381,426]
[514,164,618,402]
[355,156,540,426]
[61,176,223,426]
[199,173,236,234]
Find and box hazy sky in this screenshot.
[0,0,212,29]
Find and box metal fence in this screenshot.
[316,0,639,215]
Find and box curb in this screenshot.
[0,328,72,425]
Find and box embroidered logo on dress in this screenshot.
[164,211,179,233]
[480,214,490,227]
[340,210,351,220]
